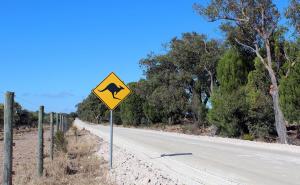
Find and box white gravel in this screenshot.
[98,140,183,185]
[75,119,185,185]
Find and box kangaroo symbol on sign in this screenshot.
[99,83,124,100]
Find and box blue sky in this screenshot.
[0,0,289,113]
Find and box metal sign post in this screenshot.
[92,72,131,170]
[109,110,113,169]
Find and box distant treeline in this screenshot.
[0,101,75,128]
[0,102,39,128]
[76,0,300,142]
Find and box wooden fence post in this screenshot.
[56,113,59,133]
[61,115,63,133]
[37,106,44,177]
[60,114,63,131]
[65,116,67,133]
[50,112,54,160]
[3,92,14,185]
[62,116,66,134]
[63,116,65,133]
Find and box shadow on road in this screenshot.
[150,152,193,159]
[160,153,193,157]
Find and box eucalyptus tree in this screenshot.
[246,59,275,139]
[167,33,223,124]
[120,82,146,126]
[139,33,222,124]
[286,0,300,35]
[169,32,222,102]
[280,60,300,124]
[194,0,289,143]
[76,93,107,123]
[140,54,189,124]
[209,49,250,137]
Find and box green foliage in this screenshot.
[104,108,122,125]
[286,0,300,34]
[280,61,300,124]
[120,82,145,126]
[169,32,222,96]
[2,102,38,127]
[190,93,208,126]
[217,49,249,91]
[209,49,250,137]
[17,109,38,127]
[140,53,189,124]
[13,102,22,125]
[54,131,68,153]
[76,93,107,124]
[209,88,249,137]
[195,0,295,143]
[149,85,188,124]
[246,59,276,138]
[73,8,300,141]
[143,101,164,124]
[242,134,254,141]
[69,112,78,120]
[139,33,223,125]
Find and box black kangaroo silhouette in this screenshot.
[99,83,124,100]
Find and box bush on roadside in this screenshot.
[54,131,68,153]
[71,126,78,142]
[242,134,255,141]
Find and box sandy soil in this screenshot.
[0,128,48,184]
[0,127,114,185]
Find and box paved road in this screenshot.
[74,119,300,185]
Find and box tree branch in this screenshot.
[254,44,269,69]
[234,38,269,68]
[266,23,276,38]
[234,38,256,52]
[202,40,209,53]
[209,16,249,23]
[283,48,297,78]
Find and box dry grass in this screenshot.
[13,129,113,185]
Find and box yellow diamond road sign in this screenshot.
[93,72,131,110]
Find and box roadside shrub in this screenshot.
[208,88,249,137]
[105,110,122,125]
[71,126,78,142]
[242,134,254,141]
[246,59,276,139]
[182,123,202,135]
[280,61,300,124]
[209,49,251,137]
[54,131,68,153]
[120,82,145,126]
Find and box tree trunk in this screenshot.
[205,68,214,95]
[265,39,288,144]
[209,72,214,94]
[267,68,288,144]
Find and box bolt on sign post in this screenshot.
[93,72,131,169]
